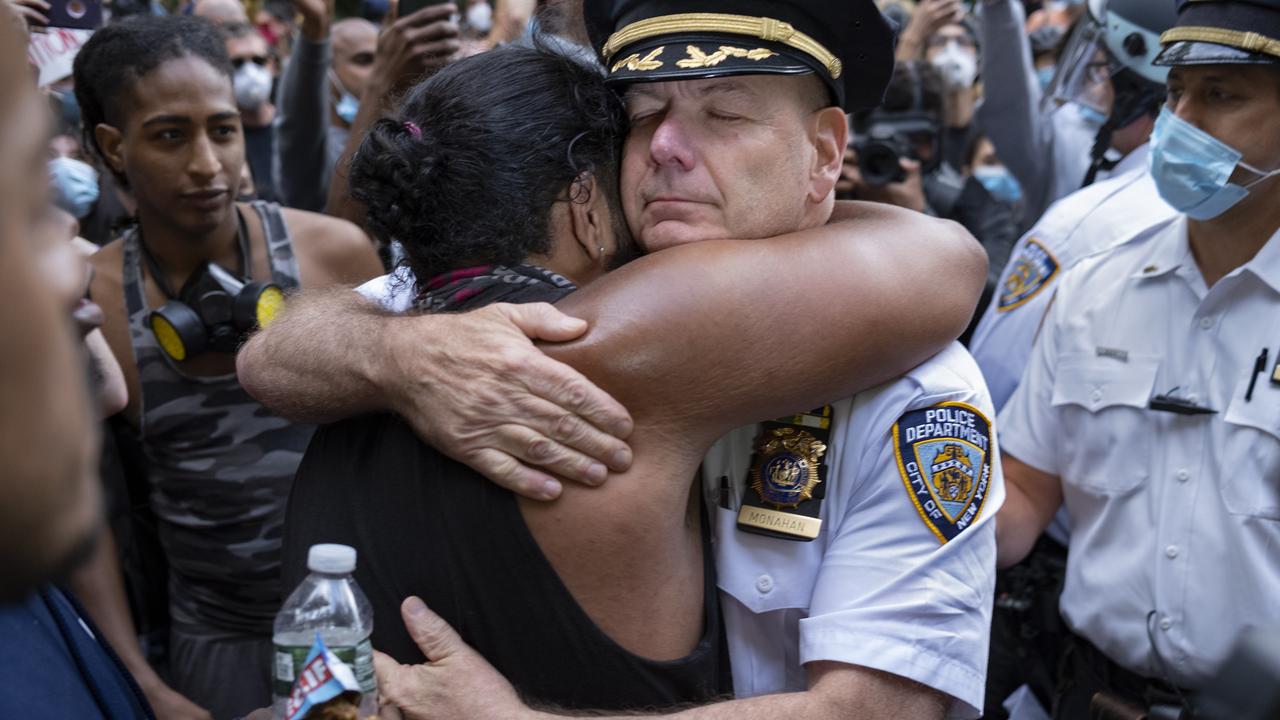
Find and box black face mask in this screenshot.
[143,210,285,362]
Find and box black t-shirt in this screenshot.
[283,414,730,711]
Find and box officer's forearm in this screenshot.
[237,288,394,423]
[995,452,1063,568]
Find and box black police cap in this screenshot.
[1155,0,1280,66]
[583,0,896,112]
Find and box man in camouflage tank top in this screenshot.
[77,16,382,720]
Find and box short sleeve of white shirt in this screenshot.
[709,344,1003,719]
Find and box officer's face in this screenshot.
[1166,64,1280,187]
[621,75,847,252]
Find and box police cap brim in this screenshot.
[584,0,896,113]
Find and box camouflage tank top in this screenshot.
[122,201,313,635]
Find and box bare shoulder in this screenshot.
[279,207,383,287]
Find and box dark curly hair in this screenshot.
[348,42,628,283]
[72,15,233,186]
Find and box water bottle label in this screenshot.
[275,650,295,684]
[273,640,376,698]
[352,638,375,694]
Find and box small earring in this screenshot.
[598,246,605,254]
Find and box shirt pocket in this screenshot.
[713,506,824,614]
[1050,354,1159,495]
[1221,395,1280,520]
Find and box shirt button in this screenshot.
[1176,468,1190,482]
[756,574,774,594]
[1165,545,1179,559]
[1090,389,1103,403]
[1160,617,1173,631]
[1200,317,1215,330]
[1187,392,1199,403]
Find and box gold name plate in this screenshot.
[737,505,822,540]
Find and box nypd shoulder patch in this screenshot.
[998,238,1059,313]
[892,402,993,544]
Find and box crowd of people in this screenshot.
[2,0,1279,718]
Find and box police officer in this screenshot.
[971,6,1178,713]
[971,7,1178,714]
[996,1,1280,717]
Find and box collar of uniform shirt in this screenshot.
[1131,215,1280,294]
[1129,216,1190,281]
[1245,223,1280,294]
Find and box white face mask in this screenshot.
[465,0,492,33]
[930,42,978,91]
[233,61,273,111]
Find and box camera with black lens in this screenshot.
[851,111,939,187]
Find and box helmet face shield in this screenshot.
[1044,17,1117,116]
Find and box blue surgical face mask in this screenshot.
[1149,106,1280,221]
[48,156,100,219]
[1036,65,1056,92]
[973,165,1023,204]
[336,91,359,124]
[330,71,360,125]
[1076,104,1109,128]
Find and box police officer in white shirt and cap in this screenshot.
[576,4,1008,713]
[996,0,1280,716]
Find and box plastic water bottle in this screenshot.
[272,544,377,718]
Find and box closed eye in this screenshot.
[708,112,746,124]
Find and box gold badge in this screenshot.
[749,427,827,509]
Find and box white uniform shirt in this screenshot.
[971,148,1175,412]
[999,216,1280,687]
[702,343,1005,719]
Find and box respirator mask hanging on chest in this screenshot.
[144,211,286,362]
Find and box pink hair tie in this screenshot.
[403,121,422,139]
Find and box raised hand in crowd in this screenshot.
[323,0,460,221]
[292,0,332,42]
[5,0,48,30]
[895,0,964,61]
[373,0,461,95]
